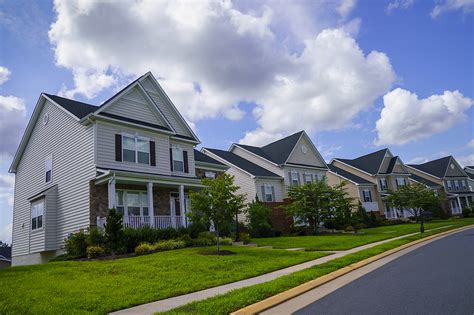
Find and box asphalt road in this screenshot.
[295,228,474,315]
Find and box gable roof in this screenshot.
[194,149,226,166]
[0,247,11,260]
[328,164,374,185]
[407,156,467,179]
[336,149,389,175]
[44,94,98,119]
[409,173,441,188]
[204,148,281,178]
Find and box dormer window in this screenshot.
[122,135,149,165]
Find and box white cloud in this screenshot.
[337,0,357,20]
[375,88,473,145]
[0,174,14,245]
[431,0,474,18]
[466,139,474,148]
[386,0,415,14]
[0,224,12,245]
[0,66,11,85]
[239,129,284,146]
[456,154,474,167]
[318,144,343,160]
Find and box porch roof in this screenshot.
[95,168,204,187]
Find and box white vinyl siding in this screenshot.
[12,100,95,262]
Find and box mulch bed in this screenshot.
[199,250,236,256]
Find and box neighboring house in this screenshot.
[0,247,12,269]
[464,166,474,193]
[202,131,329,206]
[328,149,412,219]
[407,156,473,215]
[9,72,224,266]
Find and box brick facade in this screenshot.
[262,200,294,234]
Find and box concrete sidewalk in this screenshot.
[109,225,451,315]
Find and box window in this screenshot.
[117,190,149,217]
[379,178,388,191]
[204,171,216,179]
[45,156,52,183]
[454,180,460,190]
[115,191,125,216]
[461,180,467,190]
[263,184,274,202]
[396,178,406,187]
[290,171,299,186]
[446,180,452,190]
[362,189,372,202]
[122,135,150,164]
[304,173,313,184]
[172,145,184,172]
[31,199,44,230]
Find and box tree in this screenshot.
[0,241,9,247]
[387,183,445,233]
[245,200,273,237]
[189,174,246,252]
[105,208,124,253]
[284,180,333,234]
[325,182,356,230]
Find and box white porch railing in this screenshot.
[123,215,185,229]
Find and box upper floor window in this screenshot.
[290,171,300,186]
[45,156,52,183]
[362,189,372,202]
[396,177,406,187]
[262,184,275,202]
[123,135,149,164]
[454,180,460,190]
[172,145,184,172]
[31,199,44,230]
[461,180,467,190]
[304,173,313,184]
[379,178,388,191]
[446,180,452,189]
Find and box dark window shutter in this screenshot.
[183,151,189,173]
[271,186,275,201]
[368,190,372,202]
[261,185,266,201]
[169,148,173,171]
[149,141,156,166]
[115,134,122,162]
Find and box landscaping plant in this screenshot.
[105,208,125,254]
[245,200,274,237]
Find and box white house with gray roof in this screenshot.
[9,72,226,266]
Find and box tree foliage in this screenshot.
[189,173,246,252]
[245,200,273,237]
[105,208,125,253]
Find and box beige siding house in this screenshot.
[9,72,226,266]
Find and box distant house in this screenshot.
[9,72,226,266]
[407,156,473,215]
[0,247,12,269]
[327,149,412,219]
[464,166,474,193]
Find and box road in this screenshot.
[266,227,474,315]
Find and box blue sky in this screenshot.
[0,0,473,243]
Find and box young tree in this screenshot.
[326,182,356,230]
[284,180,332,234]
[105,208,124,253]
[387,183,444,233]
[189,174,246,252]
[245,200,273,237]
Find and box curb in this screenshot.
[231,224,474,315]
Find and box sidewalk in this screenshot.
[110,225,451,315]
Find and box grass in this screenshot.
[251,220,464,251]
[162,218,474,314]
[0,246,327,315]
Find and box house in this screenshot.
[464,166,474,194]
[0,247,11,269]
[9,72,225,266]
[407,156,473,215]
[327,149,412,219]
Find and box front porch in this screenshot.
[91,170,203,229]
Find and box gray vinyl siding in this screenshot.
[255,179,284,202]
[286,135,326,168]
[12,100,95,260]
[95,122,196,177]
[445,159,466,177]
[44,186,58,250]
[231,146,284,176]
[103,88,169,128]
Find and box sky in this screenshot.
[0,0,473,244]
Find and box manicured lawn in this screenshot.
[163,218,474,315]
[0,246,327,315]
[251,219,469,251]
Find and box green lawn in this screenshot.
[162,218,474,314]
[251,219,467,251]
[0,246,326,315]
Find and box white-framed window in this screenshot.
[263,184,274,202]
[45,156,52,183]
[290,171,300,186]
[172,145,184,172]
[204,171,216,179]
[379,178,388,191]
[446,180,452,189]
[396,177,406,187]
[454,180,460,190]
[304,173,313,184]
[122,134,150,164]
[31,199,44,230]
[362,189,372,202]
[116,190,149,217]
[461,180,467,190]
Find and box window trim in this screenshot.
[171,144,185,173]
[290,171,299,186]
[263,184,274,202]
[45,155,52,183]
[31,198,45,231]
[121,133,150,165]
[362,189,372,202]
[379,178,388,191]
[304,173,313,184]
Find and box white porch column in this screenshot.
[466,196,470,207]
[108,178,116,209]
[456,196,462,214]
[147,182,154,227]
[179,185,186,227]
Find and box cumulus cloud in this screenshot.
[239,129,284,146]
[431,0,474,18]
[0,66,11,85]
[0,224,12,245]
[386,0,415,14]
[467,139,474,148]
[375,88,473,145]
[0,174,14,245]
[456,154,474,167]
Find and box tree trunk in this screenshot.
[420,209,425,233]
[216,223,220,253]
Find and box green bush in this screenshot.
[462,207,472,218]
[153,240,186,252]
[344,225,355,232]
[135,243,154,255]
[239,232,251,244]
[245,201,275,238]
[219,237,233,245]
[86,227,105,247]
[123,226,190,252]
[64,230,88,258]
[178,234,194,247]
[194,231,216,246]
[86,245,105,259]
[105,209,125,254]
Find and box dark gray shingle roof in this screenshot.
[194,149,225,166]
[336,149,388,175]
[205,148,281,178]
[409,173,440,187]
[44,94,98,119]
[329,164,374,185]
[408,156,453,178]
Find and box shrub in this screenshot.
[86,227,105,247]
[462,207,472,218]
[245,201,274,238]
[219,237,233,245]
[178,234,194,247]
[122,226,190,252]
[194,231,216,246]
[344,225,355,232]
[86,245,105,259]
[239,232,251,244]
[154,240,186,252]
[135,243,154,255]
[64,230,88,258]
[105,209,125,254]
